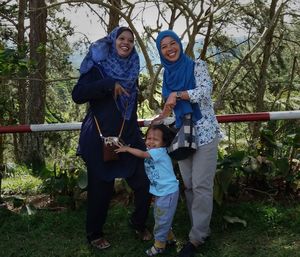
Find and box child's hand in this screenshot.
[115,145,130,153]
[115,144,148,159]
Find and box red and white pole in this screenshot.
[0,111,299,134]
[0,123,82,134]
[216,111,300,123]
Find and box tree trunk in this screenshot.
[108,0,121,33]
[15,0,28,163]
[0,133,3,166]
[0,82,4,165]
[200,8,213,60]
[253,0,279,138]
[25,0,47,170]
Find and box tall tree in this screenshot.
[107,0,120,33]
[15,0,28,163]
[253,0,280,137]
[26,0,47,170]
[1,0,299,173]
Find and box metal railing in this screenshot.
[0,110,299,134]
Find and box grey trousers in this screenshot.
[178,136,219,245]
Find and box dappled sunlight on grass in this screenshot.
[272,237,300,251]
[2,175,43,195]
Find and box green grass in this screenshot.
[1,196,300,257]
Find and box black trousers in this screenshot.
[86,160,151,242]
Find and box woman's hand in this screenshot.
[165,92,177,110]
[114,82,129,98]
[151,92,177,125]
[161,92,177,115]
[151,114,166,125]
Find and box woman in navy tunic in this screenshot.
[72,26,152,249]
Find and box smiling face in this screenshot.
[160,36,181,62]
[115,30,134,58]
[145,128,165,149]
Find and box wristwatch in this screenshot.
[176,91,182,100]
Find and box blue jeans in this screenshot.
[153,190,179,242]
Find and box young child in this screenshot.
[115,124,179,256]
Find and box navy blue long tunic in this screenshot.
[72,65,146,182]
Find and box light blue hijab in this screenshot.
[79,26,140,120]
[156,30,201,128]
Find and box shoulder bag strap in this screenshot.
[94,101,128,139]
[94,115,102,137]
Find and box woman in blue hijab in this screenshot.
[72,26,152,250]
[154,30,223,257]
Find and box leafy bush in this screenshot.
[214,123,300,204]
[2,175,43,195]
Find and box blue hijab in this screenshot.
[156,30,201,128]
[79,26,140,120]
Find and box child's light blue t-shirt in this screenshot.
[144,147,179,196]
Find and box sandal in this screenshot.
[129,219,152,241]
[166,231,177,247]
[166,238,177,246]
[90,237,111,250]
[145,245,165,256]
[135,227,152,241]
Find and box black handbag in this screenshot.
[168,114,197,161]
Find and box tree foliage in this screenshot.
[0,0,299,199]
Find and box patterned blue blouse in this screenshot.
[187,60,223,146]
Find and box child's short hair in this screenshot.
[145,124,176,147]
